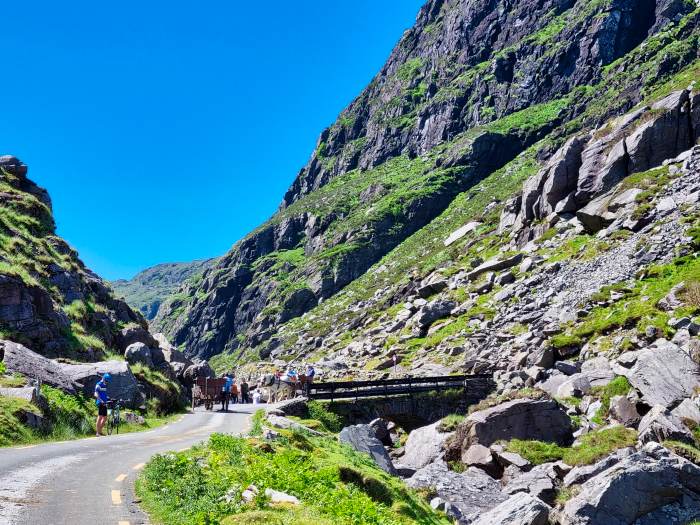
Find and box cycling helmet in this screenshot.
[103,373,112,381]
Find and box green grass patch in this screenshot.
[590,376,632,425]
[136,431,449,525]
[438,414,465,433]
[307,401,344,433]
[507,426,637,466]
[0,395,38,446]
[130,363,186,415]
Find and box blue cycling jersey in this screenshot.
[95,380,108,405]
[223,377,233,393]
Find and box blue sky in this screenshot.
[0,1,424,280]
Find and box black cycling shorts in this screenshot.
[98,403,108,416]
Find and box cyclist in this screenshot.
[94,373,111,436]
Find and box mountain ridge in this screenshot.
[111,258,216,321]
[155,0,700,364]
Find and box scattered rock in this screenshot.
[472,492,551,525]
[265,488,300,505]
[637,405,695,444]
[454,399,572,451]
[339,425,397,475]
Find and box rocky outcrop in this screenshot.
[557,443,700,525]
[1,340,78,395]
[0,156,146,358]
[449,399,573,453]
[339,424,397,475]
[614,339,700,408]
[507,88,700,237]
[59,361,140,405]
[401,421,451,470]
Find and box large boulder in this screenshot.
[414,299,456,330]
[338,424,397,475]
[407,460,507,523]
[637,405,695,444]
[0,340,78,395]
[59,360,140,405]
[558,443,700,525]
[472,492,551,525]
[401,421,451,470]
[455,398,573,450]
[124,342,154,368]
[182,361,215,387]
[614,339,700,408]
[115,324,157,352]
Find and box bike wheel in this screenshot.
[107,418,114,435]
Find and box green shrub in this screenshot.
[0,361,6,374]
[41,385,95,439]
[549,334,584,349]
[307,401,343,433]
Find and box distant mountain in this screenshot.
[112,259,216,320]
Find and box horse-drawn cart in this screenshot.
[192,377,226,410]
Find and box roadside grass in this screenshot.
[507,426,637,466]
[0,383,183,447]
[307,401,344,433]
[136,429,450,525]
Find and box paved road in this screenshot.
[0,405,257,525]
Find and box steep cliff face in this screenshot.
[0,156,145,359]
[156,0,699,361]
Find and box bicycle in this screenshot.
[106,399,124,435]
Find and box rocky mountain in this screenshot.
[0,157,213,442]
[0,156,146,360]
[156,0,700,365]
[112,258,216,320]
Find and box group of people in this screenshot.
[275,364,315,384]
[220,373,253,411]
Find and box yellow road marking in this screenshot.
[111,490,122,505]
[15,445,37,449]
[132,463,145,471]
[118,522,130,525]
[177,448,188,452]
[115,473,127,482]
